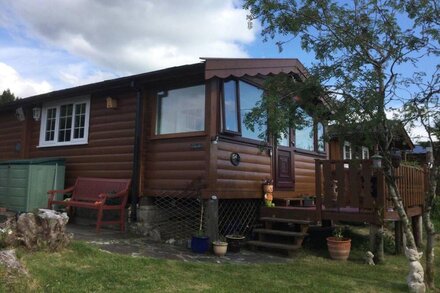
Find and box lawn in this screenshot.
[1,232,439,293]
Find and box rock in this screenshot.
[0,249,27,275]
[16,209,72,251]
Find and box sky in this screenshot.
[0,0,435,141]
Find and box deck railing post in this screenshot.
[315,160,322,223]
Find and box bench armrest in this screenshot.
[47,186,75,201]
[97,189,129,205]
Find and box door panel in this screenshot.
[275,147,295,189]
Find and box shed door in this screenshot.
[274,136,295,189]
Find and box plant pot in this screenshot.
[303,198,315,207]
[212,241,228,256]
[226,234,245,253]
[326,237,351,260]
[263,184,274,193]
[191,235,210,254]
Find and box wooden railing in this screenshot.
[315,160,426,218]
[385,164,426,210]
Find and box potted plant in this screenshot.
[326,227,351,260]
[225,234,245,253]
[212,237,228,257]
[303,195,315,207]
[191,200,209,254]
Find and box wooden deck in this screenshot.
[263,160,426,225]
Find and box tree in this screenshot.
[402,67,439,289]
[244,0,438,290]
[0,89,18,105]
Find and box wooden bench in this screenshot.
[48,177,131,232]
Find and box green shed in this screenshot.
[0,158,65,212]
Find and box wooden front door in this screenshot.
[274,134,295,189]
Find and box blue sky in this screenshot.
[0,0,437,141]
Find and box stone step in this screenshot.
[259,217,313,225]
[247,240,301,251]
[253,228,307,237]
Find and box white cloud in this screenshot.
[0,62,52,98]
[2,0,257,74]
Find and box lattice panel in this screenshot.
[218,199,261,237]
[153,196,204,241]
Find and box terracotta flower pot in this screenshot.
[326,237,351,260]
[212,241,228,256]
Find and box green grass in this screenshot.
[1,237,439,293]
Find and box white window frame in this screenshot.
[362,146,370,159]
[343,141,352,160]
[38,96,91,147]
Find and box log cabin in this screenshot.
[0,58,328,235]
[0,58,426,251]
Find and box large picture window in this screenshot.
[156,84,205,135]
[222,80,265,141]
[38,97,90,147]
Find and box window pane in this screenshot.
[45,108,57,141]
[344,142,352,159]
[317,122,325,152]
[279,130,290,147]
[58,104,73,142]
[74,103,86,139]
[156,85,205,135]
[295,111,314,151]
[223,80,239,132]
[239,81,264,140]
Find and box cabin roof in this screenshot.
[328,120,415,150]
[202,58,308,80]
[0,58,307,111]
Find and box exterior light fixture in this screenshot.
[211,135,219,144]
[391,148,402,168]
[32,107,41,121]
[106,97,118,109]
[371,154,383,169]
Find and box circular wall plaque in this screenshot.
[230,152,240,166]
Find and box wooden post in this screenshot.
[412,215,423,249]
[204,196,219,242]
[395,221,403,254]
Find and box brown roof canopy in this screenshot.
[202,58,308,80]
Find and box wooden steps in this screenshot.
[259,217,313,225]
[249,215,313,257]
[252,228,307,237]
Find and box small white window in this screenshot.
[362,146,369,159]
[38,96,90,147]
[343,141,352,160]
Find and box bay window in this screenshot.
[222,79,265,141]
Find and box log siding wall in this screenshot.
[25,92,136,186]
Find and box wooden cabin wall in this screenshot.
[329,140,341,160]
[0,111,26,161]
[143,137,209,195]
[212,140,271,199]
[27,92,136,186]
[141,76,210,196]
